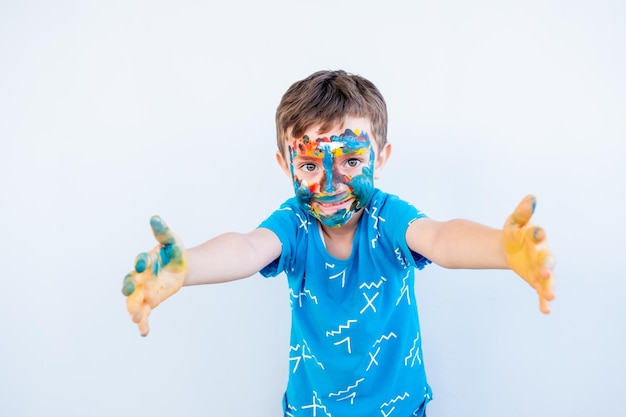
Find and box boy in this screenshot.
[122,70,554,417]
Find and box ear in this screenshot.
[276,151,291,177]
[373,142,392,179]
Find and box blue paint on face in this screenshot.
[294,184,313,212]
[316,208,352,228]
[322,148,335,193]
[290,147,315,213]
[347,163,375,209]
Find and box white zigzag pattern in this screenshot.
[394,247,407,268]
[289,341,325,371]
[373,332,397,346]
[404,333,420,366]
[359,276,387,290]
[370,205,386,230]
[395,271,411,306]
[326,319,357,337]
[328,377,365,398]
[380,392,410,408]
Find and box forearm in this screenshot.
[409,218,509,269]
[184,229,281,286]
[432,219,508,269]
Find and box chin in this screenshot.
[317,205,362,228]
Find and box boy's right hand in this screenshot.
[122,216,188,337]
[503,195,555,314]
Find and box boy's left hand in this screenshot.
[503,195,555,314]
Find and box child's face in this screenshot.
[278,117,390,228]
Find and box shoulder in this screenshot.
[261,197,304,221]
[364,189,428,243]
[359,190,432,269]
[258,197,314,240]
[368,189,426,219]
[258,198,314,277]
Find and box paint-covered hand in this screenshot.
[503,195,555,314]
[121,216,188,336]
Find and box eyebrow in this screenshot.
[292,154,322,162]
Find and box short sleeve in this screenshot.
[257,199,306,278]
[380,193,432,271]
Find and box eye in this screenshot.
[345,159,361,168]
[300,163,318,172]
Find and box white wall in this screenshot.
[1,1,624,416]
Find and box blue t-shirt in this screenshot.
[259,189,433,417]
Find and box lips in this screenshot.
[312,194,354,213]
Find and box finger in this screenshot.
[535,248,552,276]
[150,215,176,246]
[510,194,536,227]
[138,303,152,336]
[122,273,135,296]
[126,288,145,323]
[542,285,555,302]
[159,242,186,269]
[535,246,555,276]
[544,253,556,271]
[540,266,555,301]
[134,252,153,274]
[538,294,551,314]
[536,259,555,313]
[531,227,546,244]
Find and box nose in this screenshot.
[323,174,337,194]
[320,150,337,193]
[321,169,336,193]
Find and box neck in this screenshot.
[318,209,364,260]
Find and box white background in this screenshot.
[1,1,625,416]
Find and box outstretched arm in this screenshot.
[406,195,555,313]
[185,228,282,286]
[122,216,282,336]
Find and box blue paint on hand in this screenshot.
[122,274,135,296]
[160,244,174,267]
[152,258,160,275]
[150,215,176,245]
[135,253,149,273]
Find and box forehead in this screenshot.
[301,116,373,140]
[286,117,378,153]
[291,130,370,161]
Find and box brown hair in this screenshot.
[275,70,388,156]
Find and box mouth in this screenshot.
[312,194,354,214]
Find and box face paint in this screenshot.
[288,128,375,228]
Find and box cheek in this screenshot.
[291,171,321,192]
[348,165,375,203]
[350,170,373,192]
[291,172,321,205]
[307,182,320,193]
